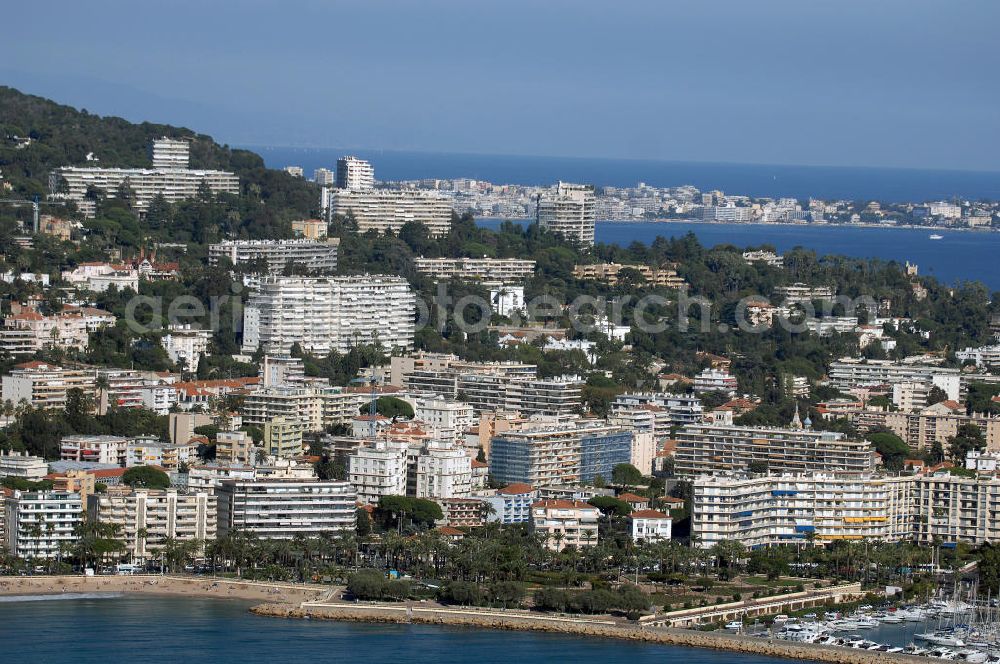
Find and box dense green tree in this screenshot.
[611,463,643,487]
[121,466,171,489]
[948,423,986,462]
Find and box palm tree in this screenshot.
[95,375,111,415]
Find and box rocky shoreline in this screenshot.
[250,602,926,664]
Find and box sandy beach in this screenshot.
[0,574,327,604]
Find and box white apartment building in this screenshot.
[151,137,191,169]
[693,471,1000,548]
[186,463,258,491]
[0,450,48,481]
[693,368,738,395]
[4,490,83,559]
[241,385,364,431]
[0,306,115,356]
[216,479,357,539]
[483,483,538,524]
[489,419,633,487]
[413,397,474,443]
[216,431,256,465]
[536,182,596,246]
[60,435,130,466]
[348,441,410,504]
[828,358,962,402]
[313,168,335,186]
[264,416,305,458]
[326,188,452,236]
[414,257,536,283]
[335,156,375,190]
[161,324,212,373]
[126,439,198,471]
[207,238,340,274]
[673,424,876,477]
[702,205,752,222]
[629,509,672,543]
[2,362,96,410]
[241,275,415,355]
[774,283,836,304]
[691,473,910,548]
[259,355,307,387]
[88,488,216,560]
[50,138,239,217]
[610,392,704,434]
[414,440,473,499]
[531,499,600,551]
[490,284,525,317]
[956,344,1000,369]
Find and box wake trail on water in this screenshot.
[0,592,124,603]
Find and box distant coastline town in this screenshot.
[283,159,1000,231]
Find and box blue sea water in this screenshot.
[0,595,799,664]
[252,145,1000,203]
[475,220,1000,292]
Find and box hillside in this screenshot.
[0,85,314,214]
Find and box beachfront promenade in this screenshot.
[641,582,864,628]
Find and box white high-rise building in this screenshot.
[537,182,596,246]
[161,324,212,373]
[413,397,475,443]
[150,137,190,170]
[241,275,415,355]
[414,440,473,499]
[335,156,375,190]
[313,168,335,186]
[349,441,409,504]
[216,478,356,539]
[88,488,216,561]
[4,490,83,559]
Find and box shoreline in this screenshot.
[250,600,925,664]
[0,575,923,664]
[476,217,998,233]
[0,574,327,604]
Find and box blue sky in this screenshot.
[3,0,998,170]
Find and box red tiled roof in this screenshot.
[498,483,534,495]
[618,492,647,503]
[531,499,592,510]
[630,509,669,519]
[435,526,465,536]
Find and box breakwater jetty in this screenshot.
[251,601,926,664]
